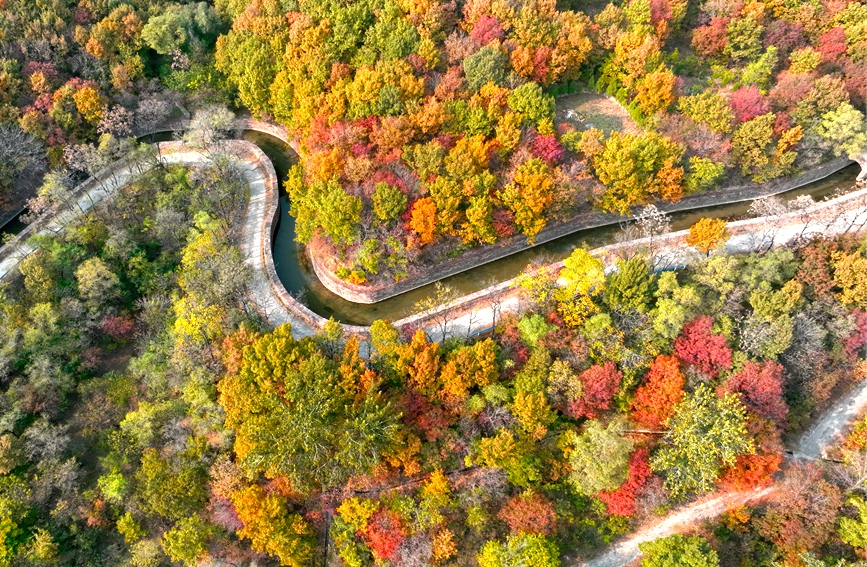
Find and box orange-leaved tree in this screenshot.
[686,217,729,256]
[631,354,686,429]
[409,197,438,246]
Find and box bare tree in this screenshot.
[25,170,82,220]
[97,105,134,138]
[183,105,236,149]
[821,190,867,236]
[0,123,46,203]
[746,196,787,252]
[63,135,157,214]
[787,194,820,244]
[465,308,480,339]
[831,448,867,494]
[490,294,503,332]
[635,205,673,269]
[135,96,174,133]
[189,155,247,229]
[613,220,645,262]
[414,282,459,342]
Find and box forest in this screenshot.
[0,154,866,565]
[0,0,866,565]
[2,0,864,285]
[218,0,866,285]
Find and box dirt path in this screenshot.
[796,375,867,460]
[575,376,867,567]
[577,488,774,567]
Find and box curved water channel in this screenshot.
[243,130,860,326]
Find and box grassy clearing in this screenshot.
[555,92,642,136]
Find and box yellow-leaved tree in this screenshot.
[686,218,729,256]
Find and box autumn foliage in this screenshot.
[685,218,729,256]
[631,355,686,429]
[717,453,782,491]
[497,491,557,536]
[361,508,407,562]
[596,448,653,517]
[673,316,732,378]
[719,361,789,426]
[566,362,622,419]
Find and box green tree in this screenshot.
[477,534,560,567]
[677,91,733,133]
[463,46,508,92]
[507,83,555,130]
[724,17,763,61]
[356,240,382,275]
[289,173,362,245]
[178,230,250,307]
[369,319,400,363]
[739,46,777,92]
[606,256,653,312]
[639,535,720,567]
[788,47,821,73]
[135,448,209,521]
[24,528,59,566]
[141,2,222,55]
[651,384,753,498]
[215,31,283,117]
[162,516,214,566]
[218,325,399,493]
[371,182,407,224]
[838,495,867,554]
[732,113,802,182]
[566,419,633,496]
[590,132,684,215]
[75,257,121,310]
[685,157,725,193]
[815,102,867,159]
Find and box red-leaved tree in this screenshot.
[691,17,728,57]
[719,361,789,427]
[718,453,782,491]
[631,355,686,429]
[470,15,504,45]
[795,238,837,298]
[844,309,867,361]
[100,314,136,341]
[596,448,652,517]
[768,71,813,112]
[361,509,406,562]
[497,491,557,535]
[530,134,565,164]
[755,464,842,563]
[566,361,622,419]
[818,27,847,63]
[730,85,769,124]
[673,316,732,378]
[762,20,806,55]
